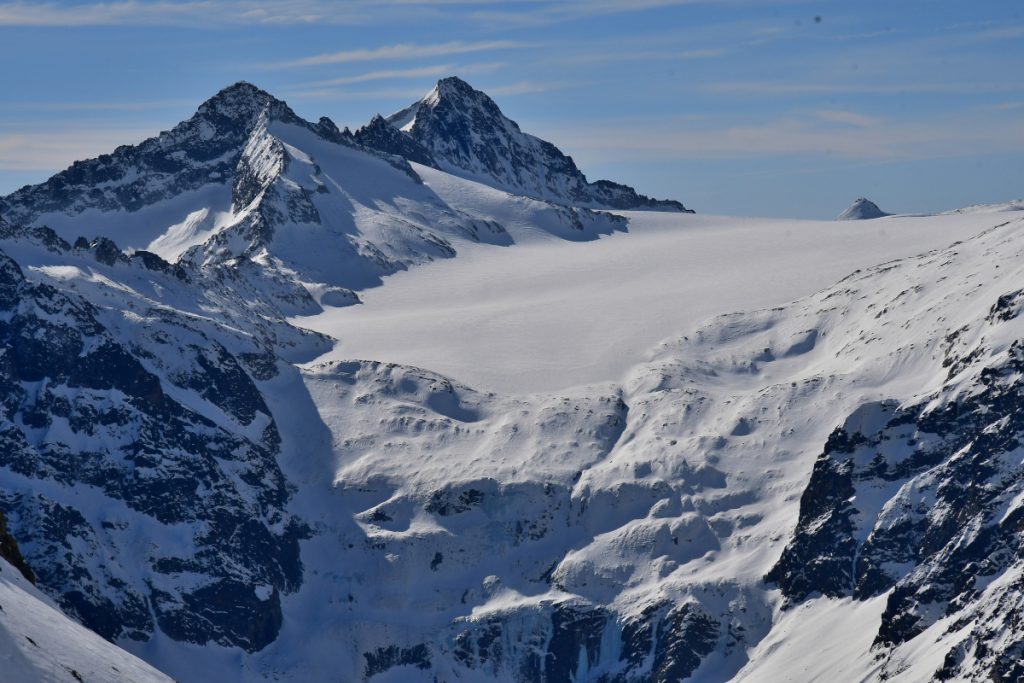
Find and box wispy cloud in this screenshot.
[0,126,161,170]
[294,62,505,88]
[486,80,577,96]
[0,0,785,27]
[2,99,192,112]
[285,87,433,102]
[470,0,755,28]
[0,0,447,26]
[287,77,569,102]
[705,81,1024,96]
[559,47,727,66]
[298,65,455,87]
[540,112,1024,164]
[814,109,880,127]
[0,0,535,27]
[270,40,531,69]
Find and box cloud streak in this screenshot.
[294,61,505,88]
[540,113,1024,164]
[269,40,531,69]
[0,126,162,171]
[0,0,778,28]
[705,81,1024,96]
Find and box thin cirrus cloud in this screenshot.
[269,40,532,69]
[814,110,880,128]
[543,113,1024,164]
[0,0,763,28]
[470,0,742,27]
[705,81,1024,96]
[0,0,460,27]
[294,62,506,88]
[286,78,570,102]
[0,126,162,170]
[2,99,194,112]
[0,1,324,26]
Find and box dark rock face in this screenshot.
[615,601,721,682]
[131,250,189,280]
[364,644,431,678]
[769,297,1024,679]
[451,601,611,681]
[354,114,437,166]
[0,242,307,652]
[375,77,691,212]
[0,508,35,584]
[449,598,724,682]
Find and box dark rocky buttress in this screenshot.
[768,296,1024,680]
[0,244,307,651]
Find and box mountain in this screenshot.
[355,76,691,212]
[837,196,890,220]
[0,79,1021,682]
[0,81,629,313]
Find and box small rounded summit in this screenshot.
[837,197,890,220]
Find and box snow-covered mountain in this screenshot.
[357,77,691,212]
[837,196,890,220]
[0,79,1021,682]
[0,82,623,314]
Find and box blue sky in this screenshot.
[0,0,1021,218]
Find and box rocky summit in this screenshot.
[362,76,692,212]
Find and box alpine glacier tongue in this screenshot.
[362,76,691,212]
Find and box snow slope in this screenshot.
[0,557,171,683]
[296,166,992,394]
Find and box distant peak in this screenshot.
[838,197,890,220]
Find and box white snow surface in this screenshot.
[0,558,171,683]
[296,165,992,395]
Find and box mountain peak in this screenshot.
[433,76,478,99]
[375,77,690,212]
[196,81,288,126]
[837,197,890,220]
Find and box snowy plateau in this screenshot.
[0,77,1022,682]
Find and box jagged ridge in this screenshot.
[356,76,691,212]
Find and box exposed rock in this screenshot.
[375,77,692,212]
